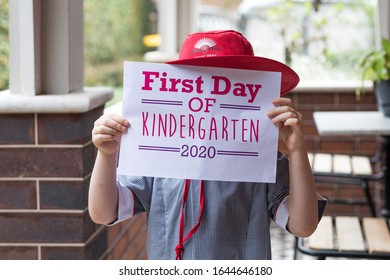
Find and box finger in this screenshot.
[272,97,293,107]
[268,98,301,117]
[92,125,123,137]
[92,133,118,143]
[283,117,300,126]
[106,113,130,128]
[92,134,120,147]
[267,105,297,116]
[94,113,129,127]
[94,117,126,132]
[94,115,130,133]
[268,110,302,124]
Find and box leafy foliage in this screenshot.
[265,0,374,71]
[360,37,390,82]
[357,37,390,99]
[84,0,155,87]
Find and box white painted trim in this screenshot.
[0,87,113,113]
[9,0,38,95]
[378,0,390,41]
[157,0,178,56]
[8,0,84,95]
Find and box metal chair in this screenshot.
[295,216,390,260]
[308,152,385,216]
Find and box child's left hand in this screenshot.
[267,97,305,153]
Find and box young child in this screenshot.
[88,30,326,260]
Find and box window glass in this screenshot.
[199,0,377,81]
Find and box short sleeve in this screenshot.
[274,195,290,229]
[109,175,154,226]
[267,153,328,229]
[273,194,328,229]
[267,152,290,226]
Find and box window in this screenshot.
[199,0,377,81]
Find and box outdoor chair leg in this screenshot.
[361,179,376,216]
[293,237,299,260]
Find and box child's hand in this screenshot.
[92,114,130,155]
[267,97,305,153]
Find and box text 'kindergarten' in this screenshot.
[139,70,264,142]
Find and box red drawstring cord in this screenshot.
[175,179,205,260]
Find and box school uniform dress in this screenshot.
[112,153,326,260]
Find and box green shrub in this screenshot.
[84,0,155,87]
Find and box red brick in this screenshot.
[0,181,37,209]
[315,184,334,199]
[0,114,35,144]
[338,92,376,106]
[360,139,381,154]
[114,233,128,259]
[338,186,366,199]
[37,106,103,144]
[0,144,95,178]
[40,180,89,210]
[303,124,319,136]
[0,212,94,243]
[297,108,315,121]
[304,140,315,151]
[324,203,356,216]
[297,94,334,106]
[41,246,85,260]
[320,140,355,153]
[107,223,121,245]
[0,246,38,260]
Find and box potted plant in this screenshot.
[357,37,390,116]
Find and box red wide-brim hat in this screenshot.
[167,30,299,95]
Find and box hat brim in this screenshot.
[167,55,299,95]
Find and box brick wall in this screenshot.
[0,104,148,260]
[0,107,100,259]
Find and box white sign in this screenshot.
[117,61,281,183]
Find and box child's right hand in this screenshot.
[92,113,130,155]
